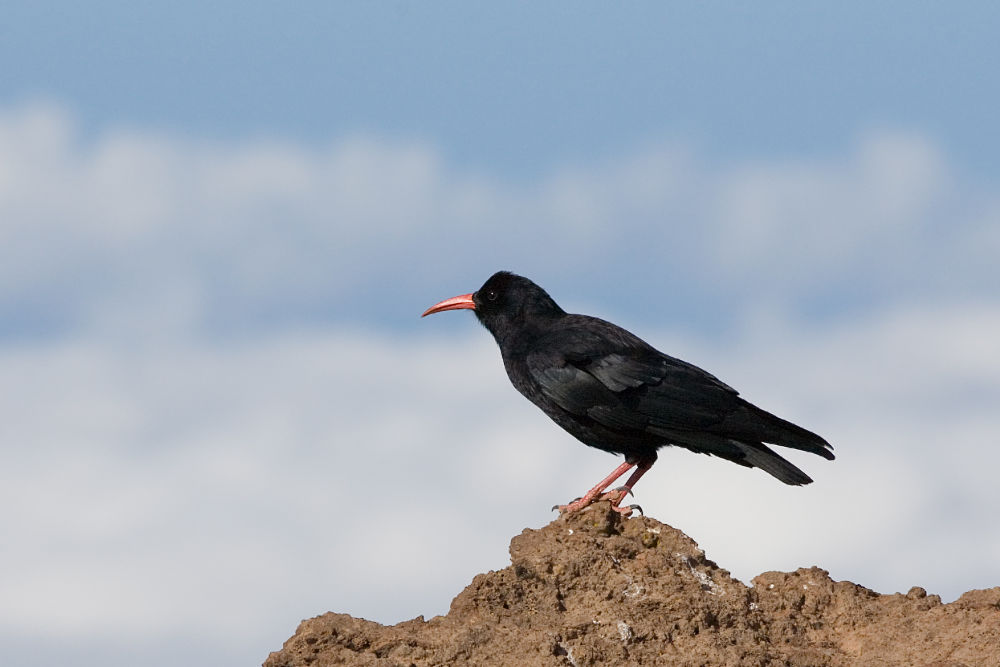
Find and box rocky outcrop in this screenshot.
[265,504,1000,666]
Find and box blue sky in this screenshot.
[5,2,1000,176]
[2,4,999,667]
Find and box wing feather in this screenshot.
[525,319,740,433]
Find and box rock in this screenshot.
[265,503,1000,666]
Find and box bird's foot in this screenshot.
[553,486,640,516]
[619,503,643,517]
[601,488,642,517]
[552,496,590,513]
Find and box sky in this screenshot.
[2,4,999,667]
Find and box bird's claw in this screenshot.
[609,503,643,517]
[552,497,584,512]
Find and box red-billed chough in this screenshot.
[422,271,834,516]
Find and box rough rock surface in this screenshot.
[265,504,1000,666]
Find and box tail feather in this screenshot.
[731,440,814,486]
[665,430,817,486]
[727,403,835,461]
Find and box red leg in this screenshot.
[556,459,655,515]
[620,459,653,494]
[558,460,634,512]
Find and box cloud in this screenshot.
[3,304,999,666]
[0,330,540,663]
[1,101,998,666]
[2,102,998,338]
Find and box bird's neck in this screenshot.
[493,310,564,356]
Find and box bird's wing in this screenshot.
[528,360,651,432]
[584,351,667,391]
[634,357,742,431]
[526,317,740,433]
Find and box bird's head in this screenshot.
[422,271,565,343]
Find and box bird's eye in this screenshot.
[486,289,498,301]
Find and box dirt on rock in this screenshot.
[265,504,1000,666]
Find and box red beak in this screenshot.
[421,292,476,317]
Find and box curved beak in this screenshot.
[421,292,476,317]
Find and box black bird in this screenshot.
[422,271,834,515]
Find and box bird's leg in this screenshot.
[599,458,654,515]
[555,458,656,517]
[554,461,635,514]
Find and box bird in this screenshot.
[422,271,834,516]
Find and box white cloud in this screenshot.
[3,302,1000,665]
[2,102,997,337]
[1,101,999,666]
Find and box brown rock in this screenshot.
[265,503,1000,666]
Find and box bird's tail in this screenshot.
[727,402,835,461]
[731,440,814,485]
[672,435,818,485]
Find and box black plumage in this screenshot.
[423,271,833,514]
